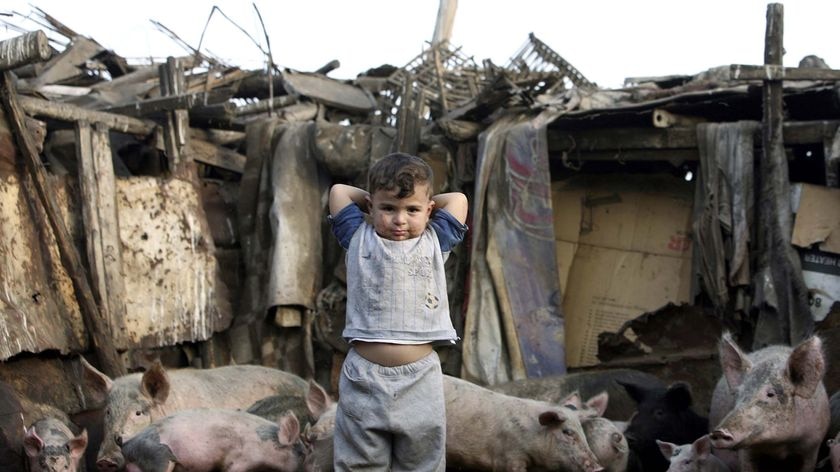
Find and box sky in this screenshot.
[2,0,840,89]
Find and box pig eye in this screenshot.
[562,428,575,437]
[766,389,776,398]
[135,410,143,416]
[653,409,665,419]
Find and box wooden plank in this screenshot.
[730,64,840,81]
[0,31,52,72]
[19,95,155,136]
[158,57,191,174]
[102,90,231,117]
[281,70,376,113]
[186,137,247,173]
[76,121,129,350]
[0,71,125,377]
[547,121,840,156]
[31,36,104,87]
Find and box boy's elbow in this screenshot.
[450,193,469,224]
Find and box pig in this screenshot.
[247,380,333,428]
[560,390,611,420]
[619,380,709,472]
[444,375,604,471]
[656,435,730,472]
[827,430,840,472]
[583,417,629,472]
[303,404,337,472]
[82,357,309,471]
[491,368,666,421]
[121,409,307,472]
[708,333,829,472]
[24,417,88,472]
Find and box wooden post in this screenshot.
[0,31,52,71]
[0,72,125,377]
[76,120,128,350]
[432,0,458,46]
[159,57,191,176]
[754,3,812,347]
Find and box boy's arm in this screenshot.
[329,184,369,216]
[432,192,468,224]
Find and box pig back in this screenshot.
[491,368,665,421]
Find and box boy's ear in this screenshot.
[364,194,372,211]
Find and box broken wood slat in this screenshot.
[102,89,231,117]
[189,127,245,147]
[0,71,125,377]
[234,95,297,116]
[730,64,840,81]
[90,66,158,91]
[19,95,155,135]
[281,70,377,113]
[186,137,247,173]
[76,121,129,349]
[31,36,105,87]
[548,121,840,155]
[0,31,52,72]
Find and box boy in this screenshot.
[328,152,468,471]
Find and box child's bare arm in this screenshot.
[329,184,369,215]
[432,192,468,224]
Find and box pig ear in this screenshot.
[617,381,648,405]
[656,439,675,459]
[277,412,301,446]
[720,332,751,390]
[68,429,88,460]
[79,355,113,394]
[140,361,170,404]
[23,426,44,457]
[664,382,694,410]
[787,336,825,398]
[692,434,711,458]
[559,391,583,409]
[538,410,567,427]
[306,380,331,419]
[585,391,609,417]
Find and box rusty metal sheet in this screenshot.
[281,70,376,113]
[116,177,232,348]
[0,175,86,360]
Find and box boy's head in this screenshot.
[366,153,435,241]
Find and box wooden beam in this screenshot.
[0,71,125,377]
[0,31,52,72]
[102,90,230,117]
[547,121,840,158]
[76,121,129,350]
[730,64,840,81]
[19,95,155,135]
[186,138,246,173]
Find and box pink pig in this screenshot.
[709,333,829,472]
[121,409,308,472]
[24,418,88,472]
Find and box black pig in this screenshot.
[620,381,709,472]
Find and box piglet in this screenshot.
[709,333,829,472]
[582,417,629,472]
[121,409,308,472]
[828,430,840,472]
[657,435,730,472]
[24,418,88,472]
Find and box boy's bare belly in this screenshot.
[353,341,433,367]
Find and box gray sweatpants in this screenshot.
[334,348,446,472]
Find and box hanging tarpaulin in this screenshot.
[462,110,566,385]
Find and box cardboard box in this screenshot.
[791,183,840,321]
[552,174,694,367]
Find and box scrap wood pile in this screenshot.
[0,5,608,382]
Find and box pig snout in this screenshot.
[96,455,122,472]
[709,429,736,449]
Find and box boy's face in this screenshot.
[367,183,434,241]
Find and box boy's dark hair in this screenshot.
[367,152,433,198]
